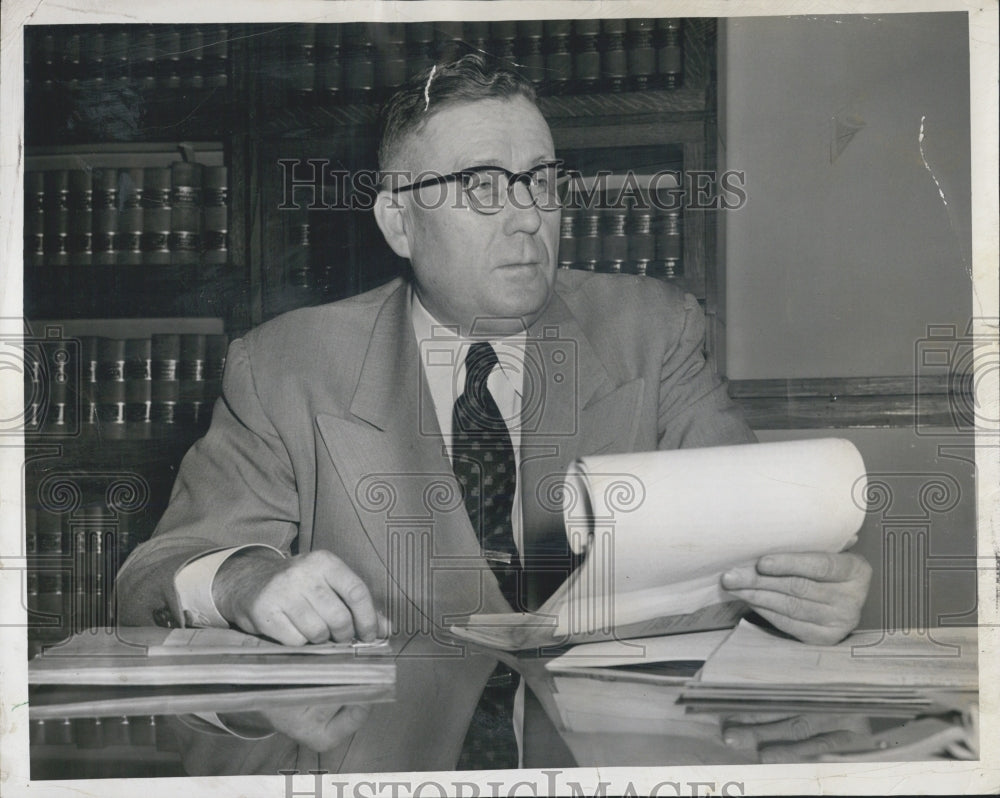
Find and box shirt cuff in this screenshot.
[173,544,285,628]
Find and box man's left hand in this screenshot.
[721,552,872,645]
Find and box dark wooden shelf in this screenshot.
[24,263,248,322]
[25,84,237,146]
[255,87,708,141]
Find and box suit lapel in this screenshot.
[316,282,510,627]
[519,290,644,608]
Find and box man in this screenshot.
[115,55,870,654]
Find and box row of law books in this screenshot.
[29,714,178,752]
[24,331,228,438]
[559,206,683,279]
[24,164,228,268]
[25,505,135,644]
[24,24,231,93]
[265,18,684,100]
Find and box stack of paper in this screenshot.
[682,621,977,716]
[452,438,867,650]
[28,626,396,718]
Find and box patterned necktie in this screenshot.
[452,344,522,770]
[451,341,522,610]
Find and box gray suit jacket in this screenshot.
[115,270,754,632]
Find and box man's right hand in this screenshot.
[211,549,389,645]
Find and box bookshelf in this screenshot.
[22,18,719,778]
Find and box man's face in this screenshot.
[391,95,561,335]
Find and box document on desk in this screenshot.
[29,626,396,686]
[681,619,978,715]
[451,438,867,650]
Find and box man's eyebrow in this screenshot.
[454,157,558,173]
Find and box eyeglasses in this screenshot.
[391,160,569,215]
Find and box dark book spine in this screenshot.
[576,208,602,272]
[517,21,546,88]
[143,167,171,210]
[103,716,132,746]
[23,342,44,433]
[601,19,629,93]
[572,20,601,94]
[155,27,182,90]
[203,25,229,88]
[73,718,106,750]
[558,207,577,270]
[117,207,144,266]
[202,166,228,265]
[48,334,74,432]
[178,334,206,428]
[25,171,45,268]
[170,161,203,208]
[543,21,572,95]
[600,208,629,274]
[404,23,434,80]
[376,24,407,97]
[79,335,100,432]
[48,718,76,746]
[133,28,157,91]
[288,24,317,100]
[96,337,127,439]
[180,26,205,89]
[653,210,683,280]
[169,205,200,265]
[142,168,172,266]
[287,215,312,289]
[141,207,172,266]
[151,333,180,432]
[629,209,656,277]
[124,337,152,439]
[36,509,66,633]
[92,167,119,266]
[129,716,158,747]
[434,21,465,63]
[119,167,145,210]
[343,23,375,103]
[656,19,684,90]
[628,20,657,92]
[43,170,69,267]
[317,25,343,100]
[491,21,518,67]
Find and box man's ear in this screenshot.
[373,190,411,259]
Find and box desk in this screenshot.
[27,629,977,779]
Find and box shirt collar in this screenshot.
[409,285,527,396]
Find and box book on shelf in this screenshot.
[450,438,868,651]
[256,19,686,101]
[29,626,397,687]
[25,319,227,439]
[24,164,229,270]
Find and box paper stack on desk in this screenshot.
[28,627,397,718]
[681,620,978,716]
[451,438,867,650]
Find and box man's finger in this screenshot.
[249,607,311,646]
[754,552,868,583]
[722,572,843,603]
[748,607,850,646]
[320,557,380,642]
[722,587,841,626]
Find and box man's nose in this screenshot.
[502,179,543,234]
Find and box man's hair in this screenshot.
[375,54,537,176]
